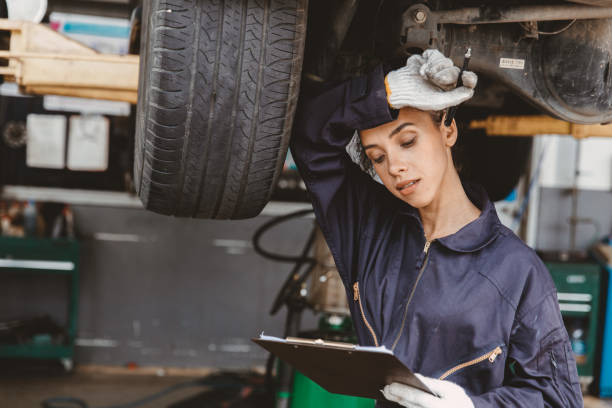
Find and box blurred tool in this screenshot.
[444,47,472,127]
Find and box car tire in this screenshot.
[134,0,307,219]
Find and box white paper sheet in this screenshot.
[67,115,109,171]
[26,114,66,169]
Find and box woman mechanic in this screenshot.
[289,50,583,407]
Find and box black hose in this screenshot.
[252,209,315,263]
[264,352,277,396]
[252,208,318,315]
[269,226,317,315]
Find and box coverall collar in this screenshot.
[397,181,502,253]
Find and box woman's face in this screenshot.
[359,107,457,208]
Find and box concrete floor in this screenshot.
[588,396,612,408]
[1,369,611,407]
[1,372,208,408]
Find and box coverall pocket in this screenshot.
[437,344,505,381]
[537,328,573,395]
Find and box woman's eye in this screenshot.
[401,138,416,148]
[373,155,385,164]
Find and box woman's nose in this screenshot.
[388,155,407,176]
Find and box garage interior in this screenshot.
[0,0,612,407]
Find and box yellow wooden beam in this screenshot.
[469,115,612,139]
[0,19,138,103]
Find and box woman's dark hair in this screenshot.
[357,108,463,176]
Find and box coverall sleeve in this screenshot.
[471,290,583,408]
[290,65,393,285]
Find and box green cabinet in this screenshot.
[544,260,602,380]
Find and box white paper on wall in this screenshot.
[67,115,109,172]
[26,114,66,169]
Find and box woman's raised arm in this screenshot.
[290,64,393,285]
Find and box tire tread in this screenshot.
[135,0,307,219]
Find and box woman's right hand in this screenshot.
[382,374,475,408]
[384,49,477,111]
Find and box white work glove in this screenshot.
[381,373,475,408]
[385,49,477,111]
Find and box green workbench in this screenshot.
[0,236,79,370]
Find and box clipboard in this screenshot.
[252,334,435,400]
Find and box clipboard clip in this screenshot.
[285,337,357,350]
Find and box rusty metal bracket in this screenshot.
[433,4,612,25]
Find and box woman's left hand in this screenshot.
[381,374,475,408]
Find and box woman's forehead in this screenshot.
[360,108,432,139]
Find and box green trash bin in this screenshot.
[285,315,376,408]
[290,369,376,408]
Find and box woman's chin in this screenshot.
[395,192,429,209]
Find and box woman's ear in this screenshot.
[440,116,458,148]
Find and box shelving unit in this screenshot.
[0,236,79,370]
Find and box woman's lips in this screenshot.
[396,179,420,196]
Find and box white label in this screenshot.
[49,12,130,55]
[44,95,130,117]
[26,114,66,169]
[499,58,525,70]
[67,115,109,171]
[567,275,587,284]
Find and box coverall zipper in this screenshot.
[438,346,503,380]
[353,281,379,347]
[391,240,432,351]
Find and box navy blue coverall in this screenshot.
[290,65,583,407]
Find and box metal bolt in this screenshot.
[414,9,427,24]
